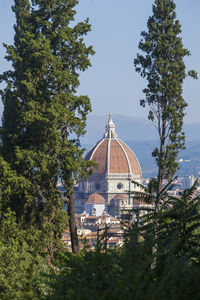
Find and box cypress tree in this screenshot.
[0,0,94,253]
[134,0,197,209]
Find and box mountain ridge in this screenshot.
[81,114,200,145]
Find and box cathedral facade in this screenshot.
[75,115,143,217]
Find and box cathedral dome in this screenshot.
[85,114,142,176]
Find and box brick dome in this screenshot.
[85,114,142,177]
[86,193,106,204]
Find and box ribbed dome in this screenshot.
[85,114,142,176]
[86,193,106,204]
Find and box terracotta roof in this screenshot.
[86,193,106,204]
[85,138,141,176]
[85,137,142,176]
[89,139,108,174]
[118,140,141,175]
[85,216,99,219]
[109,139,129,173]
[113,194,128,200]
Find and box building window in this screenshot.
[117,183,123,190]
[95,183,101,190]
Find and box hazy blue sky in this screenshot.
[0,0,200,123]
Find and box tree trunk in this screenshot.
[156,120,166,212]
[156,166,164,212]
[67,183,80,255]
[61,129,80,255]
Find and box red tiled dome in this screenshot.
[86,193,106,204]
[85,115,142,176]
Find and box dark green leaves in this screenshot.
[134,0,196,205]
[0,0,93,252]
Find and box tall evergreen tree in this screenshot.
[0,0,94,253]
[134,0,197,209]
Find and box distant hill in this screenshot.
[81,114,200,145]
[128,139,200,178]
[81,114,157,144]
[184,123,200,142]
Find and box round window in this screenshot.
[95,183,101,190]
[117,183,123,190]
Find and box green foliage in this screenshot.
[0,1,200,298]
[134,0,197,204]
[148,182,200,299]
[0,209,53,299]
[0,0,94,249]
[45,183,200,300]
[0,0,95,294]
[47,249,120,300]
[0,182,199,299]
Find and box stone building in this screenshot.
[75,114,143,216]
[84,193,106,216]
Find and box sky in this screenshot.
[0,0,200,123]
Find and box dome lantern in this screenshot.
[104,113,118,139]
